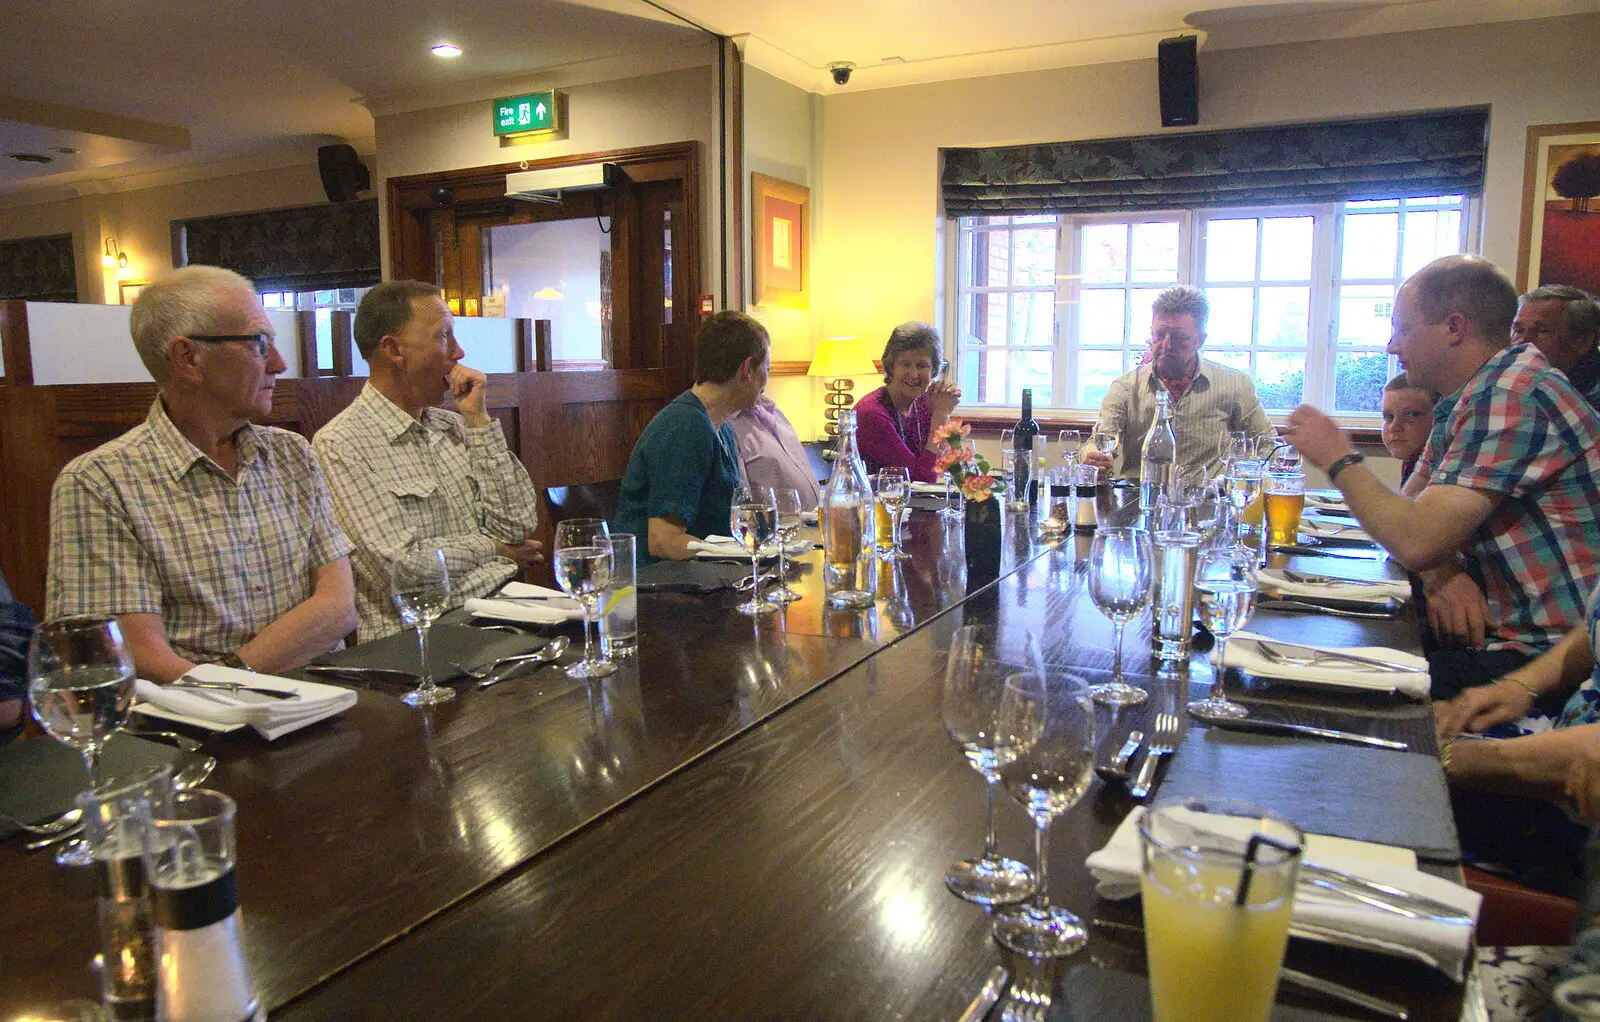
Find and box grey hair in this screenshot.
[1383,371,1439,404]
[1522,284,1600,340]
[1406,255,1517,345]
[129,265,255,380]
[880,321,943,386]
[1151,285,1209,334]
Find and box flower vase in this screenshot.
[964,496,1002,589]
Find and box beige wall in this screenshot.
[812,13,1600,368]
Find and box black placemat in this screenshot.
[1156,727,1460,861]
[1043,964,1353,1021]
[0,735,183,839]
[309,623,549,685]
[636,560,750,593]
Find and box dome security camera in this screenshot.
[828,62,855,85]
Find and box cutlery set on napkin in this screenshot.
[464,581,586,625]
[686,535,813,560]
[135,664,357,740]
[1085,805,1481,980]
[1222,631,1431,698]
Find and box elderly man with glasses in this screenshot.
[46,265,356,683]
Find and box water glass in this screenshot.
[28,615,137,866]
[1007,435,1036,512]
[1140,798,1304,1022]
[391,542,453,706]
[140,789,263,1022]
[79,764,173,1020]
[1088,527,1153,707]
[598,533,638,658]
[939,625,1035,906]
[1151,503,1202,663]
[992,669,1096,957]
[1058,429,1084,468]
[554,518,617,678]
[1189,542,1259,722]
[939,470,964,520]
[1264,470,1306,548]
[874,468,912,560]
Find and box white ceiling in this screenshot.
[0,0,1594,200]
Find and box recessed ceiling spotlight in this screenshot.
[6,153,52,164]
[881,56,905,64]
[430,43,462,58]
[49,146,80,155]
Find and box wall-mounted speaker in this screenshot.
[317,143,371,203]
[1158,35,1199,128]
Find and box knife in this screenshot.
[171,678,301,700]
[1253,638,1427,673]
[1256,597,1402,620]
[1271,543,1387,560]
[302,665,421,685]
[1201,717,1408,750]
[956,965,1008,1022]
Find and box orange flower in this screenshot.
[930,419,972,446]
[960,474,997,502]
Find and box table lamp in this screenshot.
[807,335,880,436]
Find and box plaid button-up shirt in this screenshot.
[313,384,540,641]
[46,400,353,662]
[1415,342,1600,654]
[1093,359,1276,480]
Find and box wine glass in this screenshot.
[766,487,804,605]
[553,518,618,678]
[391,542,453,706]
[992,668,1097,957]
[730,488,778,615]
[1057,430,1083,468]
[1088,426,1119,466]
[938,470,964,521]
[1088,527,1153,706]
[875,468,912,561]
[940,625,1036,906]
[1189,541,1259,722]
[999,429,1016,492]
[27,616,137,866]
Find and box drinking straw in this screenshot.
[1236,833,1301,907]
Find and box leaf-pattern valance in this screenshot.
[941,109,1489,216]
[0,233,76,302]
[179,198,380,292]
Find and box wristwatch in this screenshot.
[1325,451,1365,482]
[215,651,254,672]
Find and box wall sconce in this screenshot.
[102,238,127,270]
[806,335,880,437]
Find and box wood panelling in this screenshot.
[0,299,34,386]
[0,370,672,616]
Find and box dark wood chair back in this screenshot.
[545,480,625,529]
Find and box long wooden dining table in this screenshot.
[0,488,1470,1021]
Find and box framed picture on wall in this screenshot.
[1516,120,1600,294]
[118,279,151,306]
[752,172,808,308]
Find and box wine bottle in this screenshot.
[1012,388,1040,510]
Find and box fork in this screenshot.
[1129,712,1178,801]
[1253,639,1425,673]
[996,969,1053,1022]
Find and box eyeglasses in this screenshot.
[187,333,272,358]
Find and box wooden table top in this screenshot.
[0,493,1466,1021]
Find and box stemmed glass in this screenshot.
[766,487,804,604]
[730,488,778,615]
[27,616,137,866]
[391,541,453,706]
[938,470,964,521]
[1057,430,1083,469]
[1087,527,1154,706]
[1188,540,1259,722]
[1088,426,1119,468]
[940,625,1036,906]
[999,429,1016,494]
[875,468,912,561]
[992,667,1097,957]
[553,518,618,678]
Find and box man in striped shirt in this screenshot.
[1288,256,1600,697]
[1081,285,1275,481]
[314,281,543,641]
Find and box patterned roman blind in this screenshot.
[0,233,76,302]
[941,108,1489,216]
[179,198,380,292]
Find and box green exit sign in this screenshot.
[493,91,562,137]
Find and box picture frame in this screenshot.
[1516,120,1600,294]
[118,279,151,305]
[751,172,808,308]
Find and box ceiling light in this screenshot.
[49,146,80,155]
[6,152,52,164]
[431,43,462,57]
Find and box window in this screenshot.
[260,287,370,374]
[947,194,1474,417]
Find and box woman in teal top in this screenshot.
[613,312,770,564]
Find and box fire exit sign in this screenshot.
[493,91,562,138]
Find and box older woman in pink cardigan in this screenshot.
[853,322,961,483]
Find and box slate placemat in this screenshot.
[636,560,750,593]
[1043,964,1355,1021]
[0,734,183,839]
[1156,726,1460,861]
[309,622,549,685]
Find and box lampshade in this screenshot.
[806,335,879,379]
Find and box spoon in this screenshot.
[2,807,84,836]
[478,636,570,689]
[454,645,565,681]
[1095,730,1144,783]
[26,755,219,854]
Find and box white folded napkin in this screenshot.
[910,481,948,494]
[465,582,584,625]
[1085,806,1480,980]
[1306,493,1350,512]
[688,535,808,560]
[1301,514,1373,543]
[135,665,357,741]
[1258,568,1411,604]
[1224,631,1431,699]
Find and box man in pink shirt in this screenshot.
[728,394,823,511]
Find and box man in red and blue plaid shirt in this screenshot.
[1288,255,1600,699]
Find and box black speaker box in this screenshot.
[1158,35,1199,128]
[317,143,371,203]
